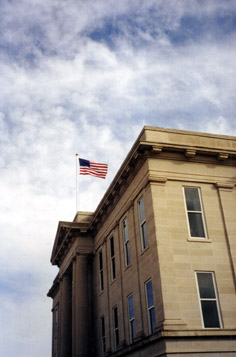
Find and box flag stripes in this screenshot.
[79,158,108,179]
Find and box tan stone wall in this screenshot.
[93,159,163,354]
[93,150,236,355]
[149,155,236,331]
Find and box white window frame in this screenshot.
[101,316,106,355]
[183,186,207,239]
[113,306,119,350]
[145,279,156,335]
[110,236,116,281]
[123,218,130,266]
[138,196,148,250]
[99,250,104,292]
[195,271,222,329]
[127,294,135,343]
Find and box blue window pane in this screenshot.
[146,280,154,307]
[149,308,156,334]
[128,295,134,319]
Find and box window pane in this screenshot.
[125,242,130,266]
[185,187,201,211]
[101,317,105,335]
[123,219,128,242]
[130,320,135,341]
[128,295,134,319]
[112,258,116,279]
[100,271,104,290]
[149,307,156,333]
[201,301,220,328]
[188,213,205,237]
[138,197,145,222]
[197,273,216,298]
[114,307,118,328]
[99,252,103,269]
[115,330,119,346]
[142,222,148,248]
[110,237,114,256]
[146,280,154,307]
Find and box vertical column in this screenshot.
[216,183,236,292]
[72,253,93,357]
[60,272,72,357]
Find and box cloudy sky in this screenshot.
[0,0,235,355]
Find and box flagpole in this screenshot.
[76,154,79,212]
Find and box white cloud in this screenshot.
[0,1,235,355]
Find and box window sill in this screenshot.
[140,246,149,255]
[124,264,131,272]
[187,238,212,243]
[110,278,117,286]
[98,290,104,297]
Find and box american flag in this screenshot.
[79,158,108,179]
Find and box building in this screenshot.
[48,126,236,357]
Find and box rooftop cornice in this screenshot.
[51,220,91,266]
[88,127,236,233]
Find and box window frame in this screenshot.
[127,294,135,343]
[183,186,208,239]
[99,250,104,292]
[145,279,156,335]
[109,236,116,281]
[195,271,222,329]
[123,217,130,267]
[138,196,148,250]
[113,306,119,350]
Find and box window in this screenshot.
[184,187,207,238]
[196,272,222,328]
[52,305,59,357]
[145,280,156,334]
[99,251,104,291]
[127,294,135,343]
[110,237,116,280]
[123,218,130,266]
[138,196,148,249]
[113,306,119,350]
[101,316,106,355]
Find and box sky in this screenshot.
[0,0,235,356]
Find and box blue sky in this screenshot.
[0,1,236,356]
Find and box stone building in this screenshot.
[47,127,236,357]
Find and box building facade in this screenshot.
[48,127,236,356]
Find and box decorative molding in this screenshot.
[218,152,229,161]
[215,182,234,191]
[185,149,196,158]
[144,175,168,188]
[152,145,163,153]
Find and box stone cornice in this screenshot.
[51,221,92,266]
[88,129,236,234]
